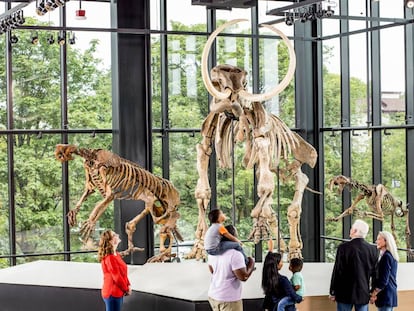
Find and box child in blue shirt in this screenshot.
[277,258,305,311]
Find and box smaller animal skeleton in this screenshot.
[54,144,183,263]
[327,174,411,252]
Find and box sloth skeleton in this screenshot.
[54,144,183,263]
[185,19,317,260]
[328,174,411,252]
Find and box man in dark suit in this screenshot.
[329,219,378,311]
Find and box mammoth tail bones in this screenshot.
[54,144,183,263]
[185,19,318,261]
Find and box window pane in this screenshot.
[216,8,252,31]
[14,135,63,261]
[66,134,113,258]
[322,37,341,128]
[260,35,295,126]
[0,141,9,267]
[0,37,4,102]
[382,129,407,260]
[323,131,342,262]
[167,133,200,244]
[67,31,112,129]
[380,27,405,126]
[351,132,372,180]
[167,34,208,129]
[12,29,61,130]
[349,34,368,127]
[66,1,111,28]
[167,0,206,31]
[151,33,162,129]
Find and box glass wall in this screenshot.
[0,1,112,267]
[0,0,413,266]
[321,0,412,261]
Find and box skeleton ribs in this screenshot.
[328,174,411,253]
[54,144,183,263]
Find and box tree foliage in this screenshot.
[0,16,408,266]
[0,18,112,267]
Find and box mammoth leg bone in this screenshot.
[286,160,308,260]
[185,142,212,260]
[249,137,285,252]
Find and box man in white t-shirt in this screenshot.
[207,225,255,311]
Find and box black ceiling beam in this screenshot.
[266,0,321,15]
[191,0,258,10]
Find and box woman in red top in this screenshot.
[98,230,131,311]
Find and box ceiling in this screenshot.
[191,0,414,41]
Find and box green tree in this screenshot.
[0,18,113,266]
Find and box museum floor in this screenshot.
[0,260,413,311]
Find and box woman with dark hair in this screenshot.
[98,230,131,311]
[262,252,303,311]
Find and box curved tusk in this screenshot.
[239,24,296,103]
[201,19,248,100]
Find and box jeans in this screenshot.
[377,307,393,311]
[103,295,124,311]
[336,302,368,311]
[277,296,295,311]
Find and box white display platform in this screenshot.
[1,260,413,299]
[0,260,413,311]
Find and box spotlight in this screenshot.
[68,32,76,45]
[300,13,308,23]
[36,0,48,16]
[10,34,18,44]
[324,6,334,17]
[45,0,59,11]
[285,15,294,26]
[0,21,7,34]
[406,0,414,8]
[75,0,87,20]
[11,11,25,27]
[30,32,39,45]
[36,0,68,16]
[57,33,65,45]
[307,13,317,21]
[47,34,55,44]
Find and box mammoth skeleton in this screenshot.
[185,19,317,260]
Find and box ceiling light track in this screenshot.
[267,0,337,26]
